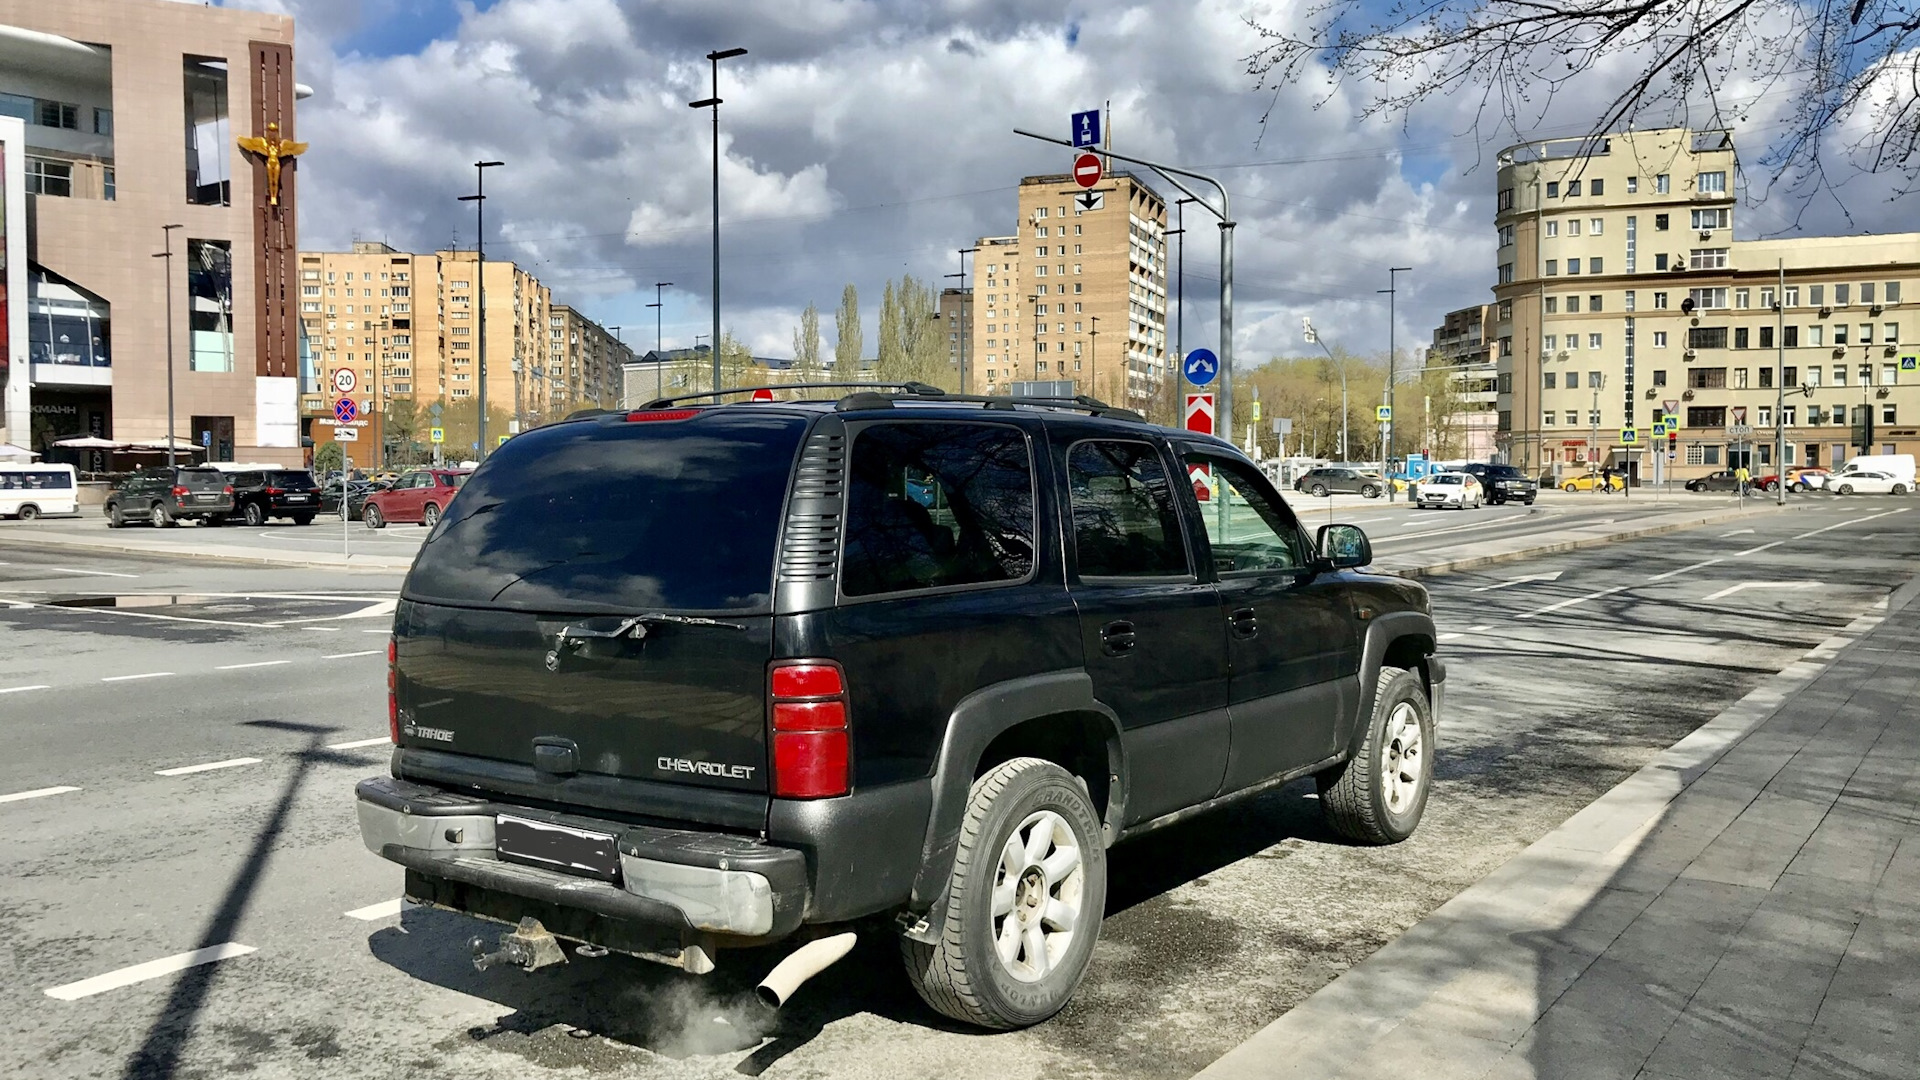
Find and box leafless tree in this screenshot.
[1247,1,1920,207]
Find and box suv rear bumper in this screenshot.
[355,776,809,942]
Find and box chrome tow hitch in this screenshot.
[470,917,569,973]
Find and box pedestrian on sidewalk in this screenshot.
[1735,463,1751,494]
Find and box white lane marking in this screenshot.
[1734,541,1783,557]
[155,757,261,777]
[1472,570,1564,592]
[1720,528,1755,537]
[1468,624,1493,632]
[44,943,256,1001]
[343,898,415,921]
[1375,516,1529,543]
[1437,632,1463,641]
[1516,585,1630,620]
[362,628,389,634]
[215,660,293,671]
[1646,558,1724,583]
[0,684,51,695]
[304,627,342,633]
[102,672,174,682]
[1793,506,1911,540]
[326,736,391,750]
[47,567,140,578]
[0,785,80,804]
[277,598,400,625]
[1701,581,1823,603]
[3,599,275,629]
[323,650,382,660]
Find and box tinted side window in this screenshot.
[1067,440,1188,578]
[841,422,1035,598]
[1182,454,1306,573]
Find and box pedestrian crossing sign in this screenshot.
[429,426,445,444]
[1902,354,1918,372]
[1376,405,1392,422]
[1619,427,1639,445]
[1652,421,1667,437]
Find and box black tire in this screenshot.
[1310,484,1329,497]
[1523,497,1536,506]
[243,502,266,527]
[106,503,125,529]
[901,757,1107,1031]
[17,504,38,521]
[1318,666,1434,845]
[1360,484,1380,499]
[292,513,315,526]
[1764,480,1780,493]
[1893,484,1909,496]
[363,504,386,529]
[150,503,175,528]
[1837,483,1854,495]
[421,502,441,528]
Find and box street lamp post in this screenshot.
[690,46,747,397]
[153,224,184,468]
[1303,317,1348,460]
[1380,267,1412,500]
[952,246,976,392]
[1173,196,1195,384]
[458,159,503,457]
[648,280,673,403]
[1090,315,1100,388]
[606,326,621,410]
[1775,260,1787,505]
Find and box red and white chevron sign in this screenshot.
[1185,394,1215,500]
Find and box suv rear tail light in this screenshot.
[171,486,189,498]
[769,661,849,799]
[625,409,701,422]
[265,487,283,496]
[387,638,399,743]
[224,485,235,495]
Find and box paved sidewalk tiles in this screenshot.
[1193,579,1920,1080]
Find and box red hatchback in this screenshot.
[362,468,470,529]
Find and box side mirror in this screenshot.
[1317,523,1372,569]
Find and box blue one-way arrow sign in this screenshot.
[1071,109,1101,149]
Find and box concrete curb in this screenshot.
[0,529,416,572]
[1189,576,1920,1080]
[1379,501,1803,579]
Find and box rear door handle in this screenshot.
[1100,620,1137,657]
[1230,607,1258,638]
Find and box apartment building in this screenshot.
[1426,304,1502,460]
[298,244,623,453]
[969,172,1169,406]
[4,0,307,467]
[1493,127,1920,480]
[936,285,971,387]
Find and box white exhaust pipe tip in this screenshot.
[754,931,858,1008]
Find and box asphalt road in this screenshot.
[0,499,1913,1079]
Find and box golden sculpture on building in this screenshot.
[236,122,307,207]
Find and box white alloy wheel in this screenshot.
[1381,702,1425,815]
[991,809,1084,983]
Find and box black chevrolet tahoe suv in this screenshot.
[356,387,1443,1030]
[104,466,234,527]
[1459,462,1538,505]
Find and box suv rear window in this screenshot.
[1482,465,1524,479]
[177,469,228,492]
[406,411,808,613]
[268,470,316,489]
[841,422,1035,597]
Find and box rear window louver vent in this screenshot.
[779,431,846,582]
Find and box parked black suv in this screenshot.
[1292,466,1386,498]
[1458,462,1538,506]
[355,388,1443,1030]
[104,466,234,527]
[225,468,322,526]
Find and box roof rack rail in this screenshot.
[638,381,945,409]
[833,389,1146,423]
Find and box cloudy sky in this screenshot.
[205,0,1913,363]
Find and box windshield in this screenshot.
[1429,475,1462,485]
[406,411,808,613]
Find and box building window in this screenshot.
[1591,179,1604,196]
[1546,260,1558,276]
[1498,188,1514,211]
[184,56,231,206]
[1545,220,1558,238]
[1691,208,1729,230]
[1545,335,1557,351]
[1589,294,1603,312]
[1886,281,1901,303]
[1735,327,1750,349]
[1498,263,1514,284]
[1498,224,1514,246]
[1589,333,1603,349]
[1652,369,1667,386]
[25,157,72,197]
[1655,253,1669,271]
[1544,297,1558,314]
[1653,331,1668,347]
[1625,216,1637,273]
[1885,322,1899,343]
[1734,288,1749,309]
[1696,171,1727,193]
[1625,290,1636,311]
[1544,372,1557,389]
[1589,257,1604,274]
[1627,176,1639,193]
[1653,292,1669,309]
[1688,327,1729,350]
[187,239,235,372]
[1567,296,1581,313]
[1569,180,1582,196]
[1655,174,1671,194]
[1734,367,1749,388]
[1568,219,1581,237]
[1654,213,1669,231]
[1567,258,1581,274]
[1588,371,1603,388]
[1689,288,1728,309]
[1689,249,1729,270]
[1547,181,1559,198]
[1589,218,1603,235]
[1884,404,1898,424]
[1543,411,1556,426]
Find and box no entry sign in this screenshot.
[1072,152,1103,190]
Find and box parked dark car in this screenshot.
[224,468,322,526]
[1457,462,1538,505]
[1292,466,1386,498]
[356,388,1444,1031]
[104,466,234,528]
[319,478,376,520]
[1685,470,1744,492]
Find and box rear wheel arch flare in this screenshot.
[974,710,1120,833]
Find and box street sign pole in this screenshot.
[342,449,351,557]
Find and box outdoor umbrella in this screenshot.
[51,436,127,450]
[0,443,41,461]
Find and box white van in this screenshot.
[1832,454,1916,487]
[0,463,81,519]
